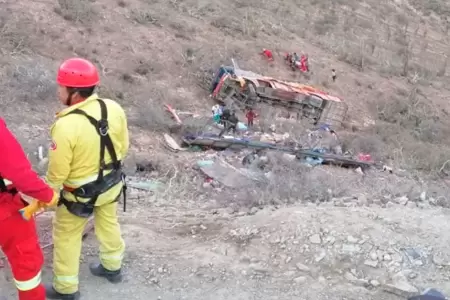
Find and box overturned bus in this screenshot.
[210,60,348,128]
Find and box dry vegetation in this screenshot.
[4,2,450,299]
[54,0,97,23]
[346,83,450,173]
[0,0,449,206]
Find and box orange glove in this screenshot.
[19,191,59,221]
[19,199,43,221]
[40,190,59,208]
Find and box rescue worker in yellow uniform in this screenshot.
[44,58,129,300]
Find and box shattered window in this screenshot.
[307,94,324,108]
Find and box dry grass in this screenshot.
[3,59,56,103]
[0,15,31,55]
[260,154,350,204]
[129,9,160,25]
[131,105,173,131]
[123,84,209,134]
[0,57,57,131]
[170,0,450,80]
[408,0,450,17]
[0,0,449,199]
[218,152,395,209]
[54,0,97,23]
[341,83,450,174]
[213,150,450,210]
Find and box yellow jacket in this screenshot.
[46,94,129,205]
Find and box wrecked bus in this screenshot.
[211,60,348,128]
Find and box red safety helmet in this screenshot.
[56,58,100,88]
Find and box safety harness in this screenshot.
[58,99,127,218]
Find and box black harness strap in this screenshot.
[70,99,120,181]
[64,99,126,212]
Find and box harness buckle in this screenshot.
[76,187,86,196]
[98,119,109,136]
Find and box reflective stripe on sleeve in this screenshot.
[14,271,41,291]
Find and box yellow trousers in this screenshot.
[52,189,125,294]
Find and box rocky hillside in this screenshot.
[0,0,450,299]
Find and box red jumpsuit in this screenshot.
[246,110,256,127]
[262,49,273,61]
[0,118,54,300]
[300,56,308,72]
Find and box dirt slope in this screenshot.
[1,0,450,299]
[3,202,450,299]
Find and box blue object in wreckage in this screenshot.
[237,122,247,131]
[408,288,447,300]
[305,148,326,165]
[210,66,235,93]
[317,123,331,131]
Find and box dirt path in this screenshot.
[2,202,450,299]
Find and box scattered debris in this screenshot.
[126,177,165,191]
[197,160,214,168]
[198,159,267,188]
[370,279,381,287]
[383,271,419,297]
[163,133,187,152]
[164,104,182,124]
[383,165,394,173]
[259,132,290,144]
[309,234,322,244]
[183,134,373,169]
[402,247,426,266]
[394,196,409,205]
[213,121,248,132]
[106,78,450,298]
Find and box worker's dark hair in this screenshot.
[67,86,96,98]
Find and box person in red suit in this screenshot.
[261,48,274,61]
[245,108,257,127]
[0,118,58,300]
[300,55,308,72]
[299,54,310,72]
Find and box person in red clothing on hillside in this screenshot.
[246,108,257,127]
[261,48,274,61]
[0,118,58,300]
[300,54,308,72]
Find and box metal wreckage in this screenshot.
[180,59,373,171]
[211,59,347,128]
